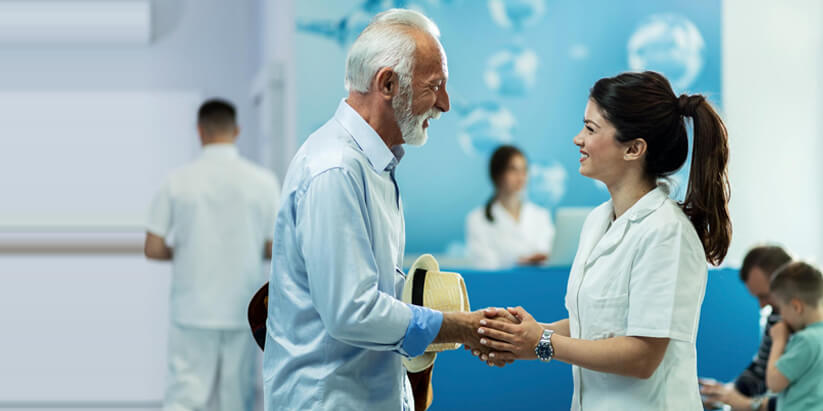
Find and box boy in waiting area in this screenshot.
[765,261,823,411]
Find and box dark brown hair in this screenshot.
[589,71,731,265]
[770,261,823,306]
[740,245,792,282]
[198,98,237,136]
[485,145,525,222]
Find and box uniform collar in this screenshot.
[618,183,670,223]
[333,99,403,172]
[580,183,670,268]
[201,143,238,159]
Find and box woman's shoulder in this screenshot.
[639,199,703,251]
[522,201,551,219]
[466,206,489,225]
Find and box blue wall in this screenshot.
[427,266,759,410]
[296,0,722,254]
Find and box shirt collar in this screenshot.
[333,99,402,172]
[201,143,238,159]
[618,183,670,223]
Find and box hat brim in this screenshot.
[248,282,269,350]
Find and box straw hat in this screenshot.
[401,254,471,372]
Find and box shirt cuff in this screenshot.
[399,304,443,357]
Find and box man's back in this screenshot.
[148,144,280,328]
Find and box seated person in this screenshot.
[765,261,823,411]
[465,145,554,269]
[700,245,791,411]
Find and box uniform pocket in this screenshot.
[582,293,629,340]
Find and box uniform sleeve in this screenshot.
[465,210,501,270]
[776,333,814,382]
[626,221,706,342]
[296,168,441,357]
[146,180,172,237]
[539,207,555,255]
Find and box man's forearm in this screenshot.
[433,311,473,345]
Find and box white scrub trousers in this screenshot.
[163,323,257,411]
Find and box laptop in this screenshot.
[547,207,593,267]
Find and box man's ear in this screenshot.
[374,67,398,100]
[624,138,647,161]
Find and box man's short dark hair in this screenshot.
[740,245,792,282]
[197,98,237,136]
[770,261,823,306]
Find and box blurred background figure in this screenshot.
[465,145,554,269]
[144,99,280,411]
[700,245,792,411]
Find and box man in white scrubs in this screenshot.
[145,99,281,411]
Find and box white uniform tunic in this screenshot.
[465,201,555,270]
[147,143,280,411]
[147,144,280,328]
[565,184,707,411]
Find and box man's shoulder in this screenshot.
[234,156,280,189]
[292,119,371,182]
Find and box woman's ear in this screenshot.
[623,138,647,161]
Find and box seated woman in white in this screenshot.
[465,145,555,270]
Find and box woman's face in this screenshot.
[572,99,629,186]
[497,154,528,196]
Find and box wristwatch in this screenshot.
[534,329,555,362]
[750,396,764,411]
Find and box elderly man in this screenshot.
[262,9,512,411]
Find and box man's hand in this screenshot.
[440,308,519,367]
[144,232,173,260]
[475,306,544,362]
[699,379,752,410]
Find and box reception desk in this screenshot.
[0,260,759,409]
[427,266,760,411]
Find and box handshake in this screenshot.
[403,255,547,368]
[435,306,546,367]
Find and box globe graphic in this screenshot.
[456,102,516,157]
[488,0,546,30]
[484,46,538,96]
[297,9,373,47]
[528,162,567,206]
[628,13,705,91]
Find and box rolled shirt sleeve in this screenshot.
[297,168,441,356]
[146,179,172,237]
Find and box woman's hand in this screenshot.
[517,253,548,266]
[463,307,521,367]
[476,306,544,361]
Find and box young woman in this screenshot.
[465,145,555,269]
[473,71,731,410]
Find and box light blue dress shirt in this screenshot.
[263,100,443,411]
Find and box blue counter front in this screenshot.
[426,266,760,411]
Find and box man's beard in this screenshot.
[392,79,440,147]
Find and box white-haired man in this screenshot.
[262,9,514,411]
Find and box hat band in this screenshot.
[412,268,428,306]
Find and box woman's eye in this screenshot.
[586,126,594,133]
